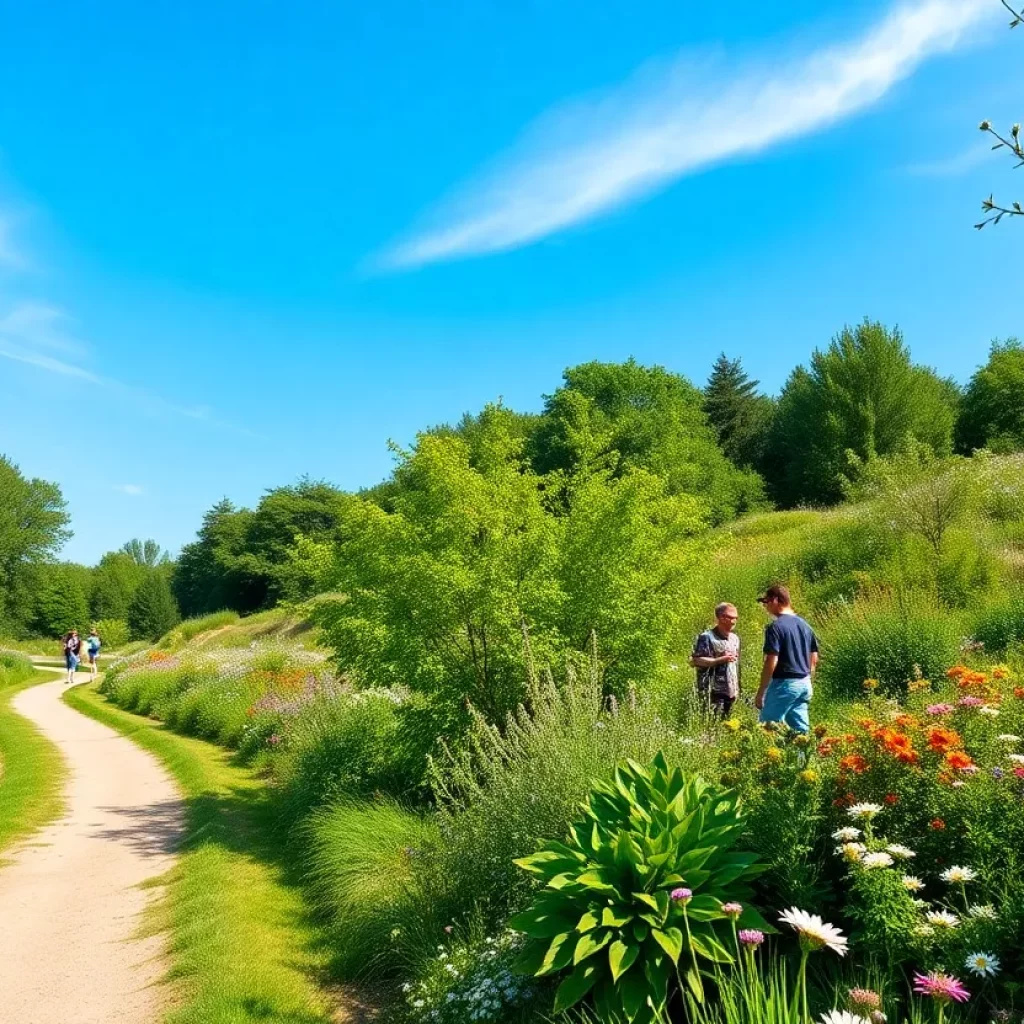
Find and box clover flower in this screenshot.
[964,952,1000,978]
[925,910,960,929]
[847,802,883,821]
[912,972,970,1004]
[670,887,692,904]
[721,902,743,918]
[738,929,764,948]
[779,908,848,956]
[940,866,977,884]
[926,704,954,716]
[957,696,984,708]
[862,852,894,870]
[848,988,882,1011]
[886,844,915,859]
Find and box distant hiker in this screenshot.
[754,584,818,734]
[86,627,102,679]
[690,602,740,717]
[62,629,82,684]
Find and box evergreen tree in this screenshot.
[702,354,775,467]
[128,571,180,641]
[955,339,1024,454]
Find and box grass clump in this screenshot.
[65,679,337,1024]
[0,660,64,855]
[159,610,241,649]
[972,594,1024,653]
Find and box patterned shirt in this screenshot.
[692,628,740,699]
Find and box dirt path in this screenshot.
[0,672,185,1023]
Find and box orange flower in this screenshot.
[855,717,878,731]
[894,749,920,766]
[1015,687,1024,699]
[992,665,1010,681]
[842,733,858,745]
[944,750,975,771]
[930,818,946,830]
[946,665,967,680]
[884,793,899,804]
[839,754,869,774]
[894,714,919,729]
[927,727,963,754]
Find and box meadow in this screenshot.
[96,451,1024,1024]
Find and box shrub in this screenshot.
[302,798,438,979]
[93,618,130,651]
[972,595,1024,653]
[817,597,963,698]
[0,651,34,687]
[511,753,769,1019]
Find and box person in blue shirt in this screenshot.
[86,628,102,679]
[754,584,819,734]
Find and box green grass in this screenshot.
[64,679,341,1024]
[0,668,65,856]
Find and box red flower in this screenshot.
[839,754,869,774]
[944,750,974,771]
[930,818,946,831]
[884,793,899,804]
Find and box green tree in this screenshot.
[90,551,146,621]
[120,538,169,567]
[765,321,959,506]
[702,354,775,467]
[128,571,180,641]
[33,563,91,637]
[955,339,1024,453]
[529,359,766,524]
[0,456,71,635]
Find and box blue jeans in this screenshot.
[759,677,812,733]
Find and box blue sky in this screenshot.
[1,0,1021,564]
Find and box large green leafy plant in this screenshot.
[511,753,769,1023]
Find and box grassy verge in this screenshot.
[0,670,65,856]
[64,679,341,1024]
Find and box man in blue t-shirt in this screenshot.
[754,584,819,733]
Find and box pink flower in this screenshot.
[670,888,693,904]
[738,929,764,947]
[913,972,971,1004]
[957,696,984,708]
[927,704,955,716]
[722,902,743,918]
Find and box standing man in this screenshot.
[754,584,818,734]
[690,602,740,717]
[62,629,82,684]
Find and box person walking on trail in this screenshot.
[690,602,740,718]
[754,584,818,734]
[62,629,82,684]
[86,627,102,679]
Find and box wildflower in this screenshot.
[940,866,977,884]
[992,767,1005,780]
[765,747,783,762]
[886,844,915,859]
[930,818,946,830]
[814,725,828,739]
[862,852,894,870]
[820,1012,869,1024]
[832,827,862,842]
[1008,753,1024,764]
[884,793,899,805]
[944,750,975,772]
[1015,687,1024,698]
[721,902,743,918]
[848,990,882,1011]
[847,802,883,821]
[902,875,925,892]
[927,727,963,753]
[670,887,692,904]
[992,666,1010,680]
[926,704,955,716]
[958,696,985,708]
[925,910,960,929]
[978,706,1000,716]
[964,952,999,978]
[863,679,880,691]
[798,769,819,784]
[912,972,970,1003]
[738,929,764,948]
[839,754,869,774]
[967,904,997,920]
[1015,766,1024,779]
[723,718,740,732]
[997,734,1021,743]
[779,908,848,956]
[837,842,867,862]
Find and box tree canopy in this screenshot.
[955,339,1024,454]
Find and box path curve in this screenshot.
[0,674,185,1023]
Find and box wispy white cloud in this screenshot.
[379,0,997,269]
[905,141,994,176]
[113,483,145,496]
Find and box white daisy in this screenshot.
[819,1012,868,1024]
[846,802,883,821]
[997,734,1021,743]
[967,904,997,920]
[779,907,848,956]
[978,706,1000,716]
[836,842,867,862]
[886,844,915,859]
[902,875,925,892]
[940,865,977,884]
[862,852,894,870]
[964,951,1000,978]
[1008,753,1024,764]
[925,910,959,929]
[832,827,862,842]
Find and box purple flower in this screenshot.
[738,929,764,948]
[913,972,970,1004]
[992,767,1005,780]
[958,696,984,708]
[926,704,954,716]
[670,888,693,904]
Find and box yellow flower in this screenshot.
[863,679,880,692]
[793,734,810,748]
[765,747,783,763]
[798,769,819,784]
[720,750,742,764]
[723,718,741,732]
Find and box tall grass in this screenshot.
[159,610,241,649]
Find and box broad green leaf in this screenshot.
[651,926,683,964]
[508,908,579,939]
[619,965,648,1019]
[689,929,734,964]
[552,962,601,1013]
[632,892,659,911]
[576,910,600,933]
[685,964,705,1003]
[512,941,547,976]
[601,906,633,928]
[608,939,640,982]
[573,928,612,965]
[632,920,649,942]
[576,869,616,892]
[538,932,578,976]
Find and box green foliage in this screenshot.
[302,798,438,979]
[0,650,34,686]
[120,537,170,567]
[972,595,1024,652]
[33,562,91,637]
[0,455,70,635]
[817,596,963,699]
[956,339,1024,453]
[162,610,241,648]
[90,551,146,621]
[93,618,130,651]
[703,353,775,470]
[766,321,959,506]
[128,570,180,640]
[511,753,768,1022]
[529,359,767,524]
